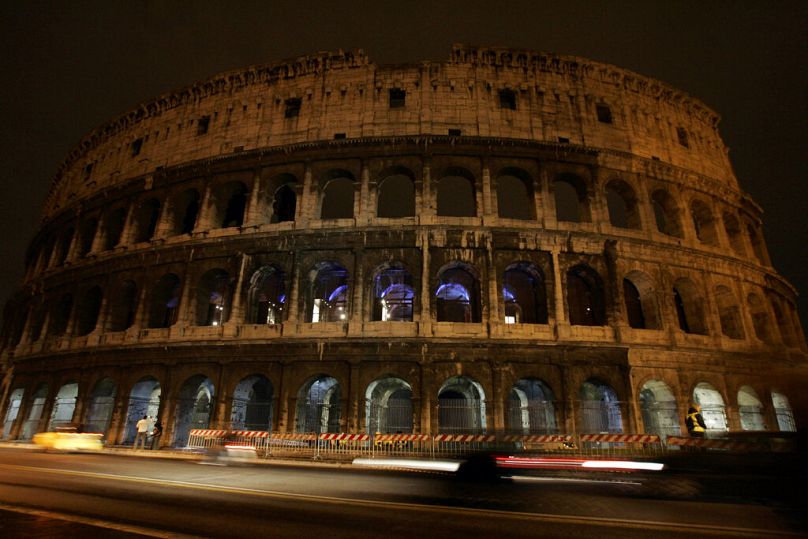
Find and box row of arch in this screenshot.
[29,163,768,277]
[7,258,802,350]
[2,374,797,446]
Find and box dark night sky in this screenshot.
[1,1,806,333]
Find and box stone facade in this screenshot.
[1,45,805,447]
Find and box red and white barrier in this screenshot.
[579,434,661,444]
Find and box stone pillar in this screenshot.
[285,254,301,325]
[419,364,434,434]
[193,183,213,233]
[419,158,434,222]
[481,158,494,220]
[244,169,262,226]
[227,253,250,325]
[299,163,315,224]
[491,366,506,432]
[106,383,130,446]
[358,161,370,225]
[118,200,137,247]
[348,249,364,335]
[485,235,499,330]
[551,248,566,323]
[418,230,432,335]
[213,364,229,429]
[152,196,173,240]
[560,365,577,436]
[345,362,361,432]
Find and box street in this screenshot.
[0,447,803,538]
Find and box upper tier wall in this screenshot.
[43,45,733,221]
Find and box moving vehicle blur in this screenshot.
[32,426,103,452]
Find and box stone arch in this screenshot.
[48,293,73,336]
[672,278,707,335]
[123,377,161,444]
[690,198,718,245]
[48,381,79,430]
[21,383,49,439]
[365,376,413,434]
[147,273,181,328]
[173,374,215,447]
[502,262,547,324]
[604,178,640,229]
[722,211,745,256]
[651,189,683,237]
[54,226,74,266]
[438,376,486,434]
[230,374,273,431]
[247,265,286,324]
[566,265,606,326]
[747,293,773,344]
[101,206,127,251]
[167,188,201,236]
[2,388,24,439]
[638,379,680,437]
[436,167,476,217]
[578,378,623,434]
[371,262,415,322]
[771,391,796,432]
[132,198,161,243]
[319,170,356,220]
[306,261,349,323]
[693,382,728,433]
[435,262,481,323]
[211,181,248,228]
[507,378,556,434]
[75,285,103,336]
[84,377,116,435]
[496,167,534,220]
[715,285,744,339]
[77,217,98,256]
[377,167,415,218]
[770,295,798,347]
[106,279,138,332]
[194,268,232,326]
[261,173,299,224]
[746,223,767,265]
[623,270,660,330]
[295,375,341,433]
[553,173,590,223]
[737,385,766,431]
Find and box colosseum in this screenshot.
[1,45,805,448]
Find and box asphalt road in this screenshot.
[0,448,803,538]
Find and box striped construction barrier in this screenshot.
[231,431,270,438]
[319,433,371,441]
[433,434,497,443]
[579,434,661,444]
[502,434,574,444]
[269,433,317,441]
[189,429,229,437]
[374,434,431,442]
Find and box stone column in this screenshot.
[227,253,250,326]
[418,230,432,335]
[491,366,506,432]
[212,364,228,430]
[298,163,315,225]
[419,364,434,434]
[551,248,566,324]
[285,254,301,326]
[345,362,361,432]
[193,183,213,233]
[481,158,494,221]
[348,249,364,335]
[358,161,370,225]
[244,169,262,227]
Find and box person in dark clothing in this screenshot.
[686,405,707,437]
[150,419,163,449]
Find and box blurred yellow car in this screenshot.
[33,430,104,452]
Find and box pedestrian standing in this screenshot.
[134,415,150,449]
[151,419,163,450]
[686,405,707,438]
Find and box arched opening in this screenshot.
[169,188,200,235]
[21,384,48,439]
[437,169,476,217]
[507,379,556,434]
[231,375,273,431]
[48,382,79,430]
[715,285,744,339]
[247,266,286,324]
[747,293,773,343]
[195,269,231,326]
[639,380,680,437]
[212,181,248,228]
[566,265,606,326]
[438,376,486,434]
[673,279,707,335]
[771,391,796,432]
[578,379,623,433]
[693,382,728,433]
[691,199,718,245]
[123,378,161,444]
[377,170,415,218]
[261,173,299,224]
[372,264,414,322]
[651,189,682,237]
[320,173,355,220]
[746,224,767,265]
[307,262,349,323]
[737,386,766,431]
[78,218,98,256]
[107,280,138,332]
[365,377,413,434]
[496,169,533,220]
[503,262,547,324]
[47,294,73,336]
[27,303,47,343]
[147,273,181,328]
[553,174,589,223]
[55,227,74,265]
[295,376,341,433]
[271,184,297,223]
[623,271,660,330]
[76,286,102,336]
[436,264,480,323]
[102,207,127,251]
[132,198,161,243]
[770,296,798,347]
[173,375,214,447]
[723,212,745,256]
[605,179,640,229]
[2,388,24,439]
[84,378,116,435]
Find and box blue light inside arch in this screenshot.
[435,283,470,301]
